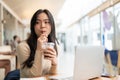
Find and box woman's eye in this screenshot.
[45,21,50,24]
[36,22,39,24]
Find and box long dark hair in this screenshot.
[23,9,58,68]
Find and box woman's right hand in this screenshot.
[36,34,48,50]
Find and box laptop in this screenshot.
[74,45,104,80]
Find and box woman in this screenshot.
[17,9,58,78]
[4,9,58,80]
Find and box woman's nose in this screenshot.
[41,22,45,28]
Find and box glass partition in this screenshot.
[89,13,101,45]
[113,2,120,50]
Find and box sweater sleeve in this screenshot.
[16,41,45,78]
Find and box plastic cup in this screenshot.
[42,42,54,49]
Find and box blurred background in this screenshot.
[0,0,120,79]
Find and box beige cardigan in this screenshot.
[16,41,57,78]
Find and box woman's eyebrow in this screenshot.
[43,19,49,21]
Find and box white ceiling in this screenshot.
[1,0,106,29]
[2,0,65,25]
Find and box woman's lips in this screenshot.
[41,31,46,34]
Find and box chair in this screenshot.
[105,50,118,66]
[0,60,10,76]
[0,45,12,77]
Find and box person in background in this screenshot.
[12,35,21,69]
[4,36,21,80]
[4,40,9,45]
[10,35,21,52]
[17,9,59,78]
[12,35,21,51]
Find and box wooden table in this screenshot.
[90,75,120,80]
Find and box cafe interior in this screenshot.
[0,0,120,80]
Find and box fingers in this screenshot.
[44,48,57,66]
[37,34,48,44]
[40,34,48,42]
[37,34,48,50]
[44,52,56,58]
[44,48,56,58]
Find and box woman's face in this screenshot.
[34,12,51,37]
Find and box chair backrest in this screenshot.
[104,49,120,75]
[105,50,118,66]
